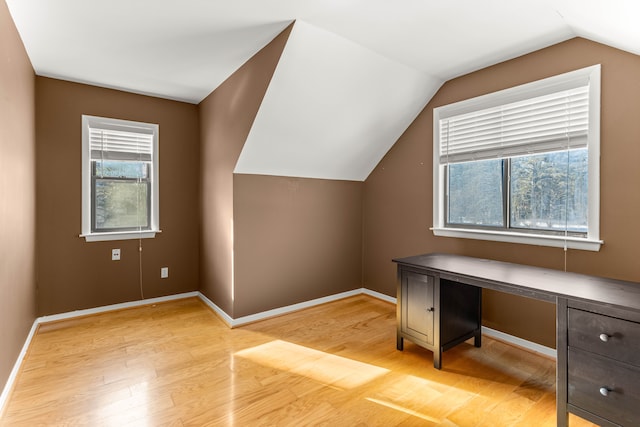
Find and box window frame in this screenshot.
[432,65,602,251]
[81,115,160,242]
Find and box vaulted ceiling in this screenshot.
[6,0,640,180]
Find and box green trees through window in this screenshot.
[448,158,504,227]
[447,148,588,235]
[92,160,150,231]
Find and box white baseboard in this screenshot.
[37,291,199,324]
[482,326,556,359]
[196,292,234,326]
[362,288,397,304]
[197,288,367,328]
[0,320,38,417]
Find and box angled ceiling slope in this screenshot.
[234,20,441,182]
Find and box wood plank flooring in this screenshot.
[0,296,596,426]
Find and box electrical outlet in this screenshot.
[112,248,121,261]
[161,267,169,278]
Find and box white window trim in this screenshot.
[432,65,602,251]
[80,115,160,242]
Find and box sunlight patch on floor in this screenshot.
[235,340,389,389]
[366,397,441,423]
[376,374,451,401]
[366,374,475,425]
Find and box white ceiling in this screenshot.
[6,0,640,181]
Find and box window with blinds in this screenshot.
[81,115,159,242]
[432,65,601,251]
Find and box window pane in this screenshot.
[94,160,148,179]
[447,159,504,227]
[94,180,149,230]
[510,149,588,233]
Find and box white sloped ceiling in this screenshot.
[234,20,441,181]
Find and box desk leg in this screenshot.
[556,297,568,427]
[474,329,482,348]
[397,335,404,351]
[475,288,482,348]
[434,349,441,370]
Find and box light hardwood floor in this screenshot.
[1,296,596,426]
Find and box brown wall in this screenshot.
[199,25,292,318]
[0,0,37,391]
[35,77,200,315]
[363,38,640,348]
[233,174,363,317]
[199,23,362,318]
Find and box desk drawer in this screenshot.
[568,348,640,426]
[568,308,640,366]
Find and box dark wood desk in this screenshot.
[393,253,640,427]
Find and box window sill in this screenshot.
[80,230,161,242]
[431,227,602,252]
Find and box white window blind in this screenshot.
[439,85,589,164]
[89,124,154,162]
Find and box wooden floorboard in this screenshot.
[0,295,597,426]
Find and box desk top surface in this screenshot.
[393,253,640,312]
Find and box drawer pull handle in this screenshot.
[599,387,611,397]
[599,333,610,342]
[426,307,434,312]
